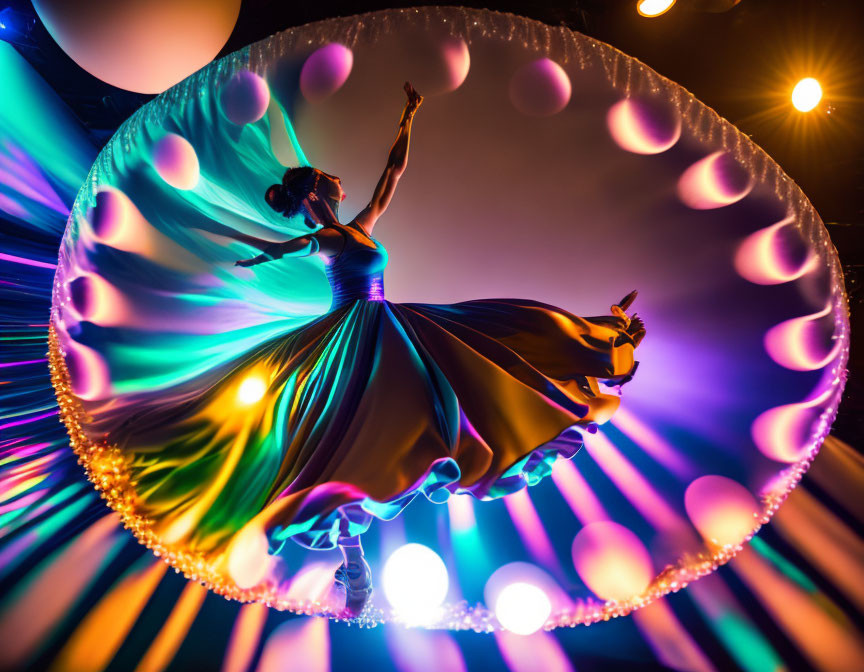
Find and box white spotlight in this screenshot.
[382,543,449,623]
[236,375,267,405]
[791,78,822,112]
[495,582,552,635]
[637,0,677,17]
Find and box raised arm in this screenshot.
[352,82,423,236]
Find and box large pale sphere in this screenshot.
[33,0,241,93]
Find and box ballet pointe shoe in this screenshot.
[335,539,373,616]
[616,290,638,312]
[334,558,373,616]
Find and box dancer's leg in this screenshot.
[335,532,373,615]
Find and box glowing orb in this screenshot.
[32,0,240,94]
[300,43,354,104]
[733,215,818,285]
[152,133,199,190]
[227,527,273,589]
[685,476,760,547]
[508,58,571,117]
[221,70,271,126]
[572,522,653,602]
[763,301,841,371]
[637,0,677,18]
[409,36,471,96]
[495,583,552,635]
[68,274,127,325]
[382,544,449,622]
[791,77,822,112]
[677,151,752,209]
[751,387,836,464]
[607,97,681,154]
[63,340,110,401]
[236,376,267,405]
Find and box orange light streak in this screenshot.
[257,618,330,672]
[633,599,716,672]
[773,487,864,613]
[221,603,269,672]
[133,581,208,672]
[731,546,864,671]
[50,560,168,672]
[0,514,121,669]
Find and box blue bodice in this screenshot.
[324,224,388,308]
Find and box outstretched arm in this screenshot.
[352,82,423,236]
[235,227,343,267]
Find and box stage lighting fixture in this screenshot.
[637,0,676,18]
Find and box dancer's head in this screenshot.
[265,167,345,224]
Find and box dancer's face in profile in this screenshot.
[314,171,346,217]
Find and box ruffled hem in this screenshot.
[269,423,589,551]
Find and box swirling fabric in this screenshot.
[54,221,636,556]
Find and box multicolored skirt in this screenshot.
[75,297,636,554]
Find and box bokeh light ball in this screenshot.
[495,583,552,635]
[572,521,653,601]
[508,58,571,116]
[607,97,682,154]
[152,133,200,190]
[407,35,471,96]
[221,70,271,125]
[685,475,760,547]
[32,0,241,94]
[677,151,752,209]
[382,544,449,621]
[300,43,354,103]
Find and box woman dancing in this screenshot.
[231,82,646,614]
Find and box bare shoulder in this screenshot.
[313,225,347,257]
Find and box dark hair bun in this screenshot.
[266,167,322,217]
[265,184,287,211]
[266,184,300,216]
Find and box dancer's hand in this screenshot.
[404,81,423,114]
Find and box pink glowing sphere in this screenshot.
[508,58,571,117]
[677,151,752,209]
[607,97,681,154]
[763,302,841,372]
[227,527,274,590]
[220,70,271,125]
[32,0,240,94]
[300,43,354,104]
[571,521,653,601]
[684,475,760,547]
[89,189,128,243]
[408,36,471,96]
[152,134,200,190]
[751,388,834,464]
[734,216,818,285]
[64,340,110,401]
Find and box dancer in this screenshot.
[232,82,645,614]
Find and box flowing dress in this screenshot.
[99,221,639,554]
